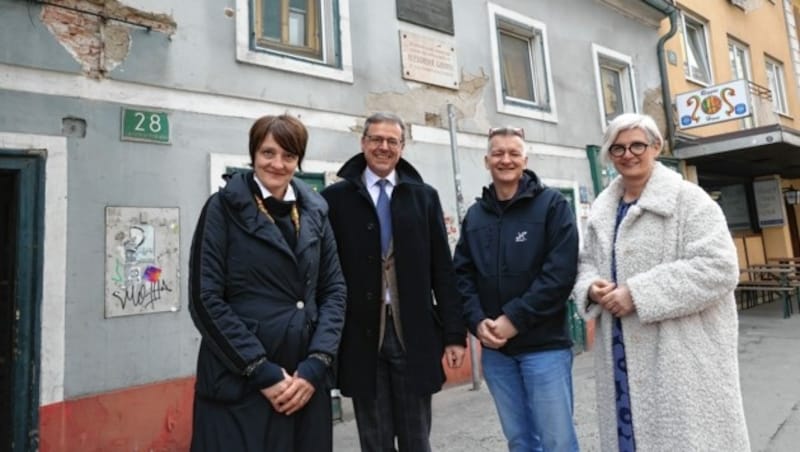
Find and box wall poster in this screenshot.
[105,207,180,318]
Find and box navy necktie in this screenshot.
[376,179,392,256]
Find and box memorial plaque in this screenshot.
[400,30,459,90]
[396,0,454,35]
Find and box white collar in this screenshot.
[364,166,397,188]
[253,173,296,202]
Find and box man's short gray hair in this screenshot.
[362,112,406,139]
[487,126,527,156]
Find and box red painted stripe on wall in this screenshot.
[39,377,195,452]
[37,355,475,451]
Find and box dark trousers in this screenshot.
[352,315,433,452]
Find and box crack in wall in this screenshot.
[40,0,176,79]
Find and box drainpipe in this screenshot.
[642,0,679,152]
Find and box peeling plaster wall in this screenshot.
[41,7,130,78]
[642,87,670,152]
[365,70,490,131]
[39,0,175,78]
[0,0,667,402]
[1,0,664,142]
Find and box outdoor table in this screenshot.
[737,265,797,318]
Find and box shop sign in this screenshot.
[676,79,751,129]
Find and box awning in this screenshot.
[673,124,800,188]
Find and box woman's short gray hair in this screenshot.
[600,113,663,162]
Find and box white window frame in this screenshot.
[591,44,638,130]
[765,56,789,115]
[728,38,754,127]
[236,0,353,83]
[681,12,713,86]
[488,3,558,123]
[728,38,751,81]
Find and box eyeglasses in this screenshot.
[488,126,525,139]
[608,141,649,157]
[365,135,403,149]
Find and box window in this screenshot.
[488,3,557,122]
[765,57,788,115]
[681,13,712,85]
[236,0,353,83]
[728,39,753,127]
[592,44,637,127]
[794,6,800,58]
[728,39,750,81]
[255,0,321,59]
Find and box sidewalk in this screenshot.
[333,300,800,451]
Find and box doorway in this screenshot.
[0,171,16,451]
[0,153,44,452]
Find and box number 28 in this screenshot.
[134,112,163,133]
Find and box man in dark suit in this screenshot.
[322,112,466,452]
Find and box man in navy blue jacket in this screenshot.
[453,126,580,452]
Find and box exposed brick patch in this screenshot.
[40,0,176,78]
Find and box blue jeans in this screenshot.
[482,348,579,452]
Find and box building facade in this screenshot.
[665,0,800,268]
[0,0,668,449]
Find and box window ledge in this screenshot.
[236,46,354,83]
[235,0,353,84]
[684,76,713,88]
[498,102,558,123]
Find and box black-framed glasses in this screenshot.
[608,141,649,157]
[365,135,403,149]
[488,126,525,139]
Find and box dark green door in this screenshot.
[557,187,586,352]
[295,171,325,192]
[0,152,44,452]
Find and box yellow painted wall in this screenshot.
[662,0,799,137]
[745,235,767,264]
[761,224,793,258]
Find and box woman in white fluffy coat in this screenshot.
[573,113,749,451]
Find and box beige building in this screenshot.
[665,0,800,267]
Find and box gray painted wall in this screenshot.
[0,0,667,398]
[0,0,665,143]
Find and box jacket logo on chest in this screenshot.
[515,231,528,243]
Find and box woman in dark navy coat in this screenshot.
[188,115,346,451]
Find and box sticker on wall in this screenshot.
[105,207,180,318]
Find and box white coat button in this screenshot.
[296,300,305,309]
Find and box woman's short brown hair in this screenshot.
[249,115,308,170]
